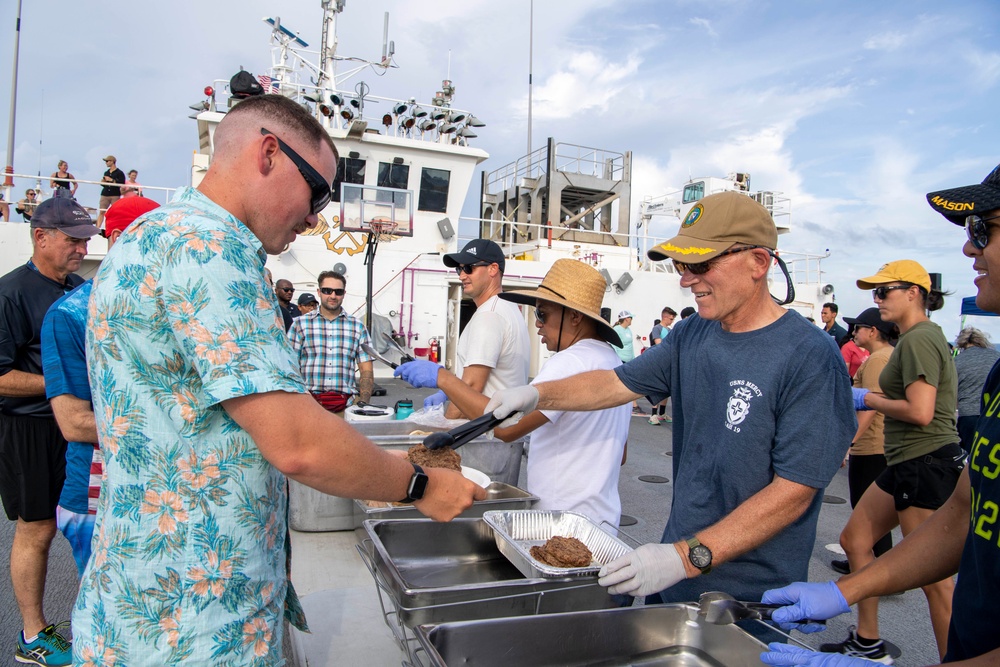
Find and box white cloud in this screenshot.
[963,48,1000,88]
[689,18,718,38]
[864,32,906,51]
[520,51,642,121]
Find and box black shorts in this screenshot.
[875,443,965,512]
[0,414,67,521]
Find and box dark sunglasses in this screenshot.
[260,128,333,215]
[672,245,764,275]
[965,214,1000,250]
[534,305,563,324]
[872,284,911,300]
[279,287,295,293]
[455,262,491,275]
[319,287,346,296]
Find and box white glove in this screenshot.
[598,543,687,597]
[483,385,539,422]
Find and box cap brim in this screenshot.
[647,235,733,262]
[856,273,897,290]
[60,222,101,239]
[927,185,1000,224]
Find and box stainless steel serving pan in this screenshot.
[354,482,536,524]
[415,604,769,667]
[359,518,617,628]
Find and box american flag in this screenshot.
[258,74,279,94]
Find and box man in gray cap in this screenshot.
[0,197,98,665]
[485,192,854,610]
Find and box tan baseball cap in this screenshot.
[856,259,931,293]
[648,191,778,262]
[103,155,117,162]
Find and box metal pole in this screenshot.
[4,0,22,187]
[527,0,533,157]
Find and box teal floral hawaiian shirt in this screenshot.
[74,187,308,666]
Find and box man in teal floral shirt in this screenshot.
[74,94,483,665]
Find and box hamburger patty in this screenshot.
[407,443,462,472]
[530,536,593,568]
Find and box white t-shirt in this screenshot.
[456,294,530,398]
[529,338,630,528]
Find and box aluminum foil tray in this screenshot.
[483,510,632,578]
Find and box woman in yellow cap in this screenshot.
[824,260,962,662]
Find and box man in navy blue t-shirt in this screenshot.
[487,191,854,605]
[0,197,98,664]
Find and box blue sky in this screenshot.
[3,1,1000,339]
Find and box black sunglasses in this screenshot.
[965,214,1000,250]
[672,246,765,275]
[319,287,346,296]
[872,284,911,300]
[279,287,295,293]
[455,262,491,275]
[260,128,333,215]
[534,305,564,324]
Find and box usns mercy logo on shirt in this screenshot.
[726,379,762,432]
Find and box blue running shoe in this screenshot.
[16,624,72,666]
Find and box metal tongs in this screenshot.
[382,333,415,364]
[697,591,825,651]
[423,411,506,450]
[361,342,398,369]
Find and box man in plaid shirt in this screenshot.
[287,270,374,415]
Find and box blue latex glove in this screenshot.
[852,388,871,411]
[394,360,442,388]
[423,390,447,409]
[761,643,872,667]
[762,581,850,633]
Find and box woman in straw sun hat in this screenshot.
[395,259,631,528]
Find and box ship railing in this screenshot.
[1,171,176,220]
[465,214,829,284]
[484,142,626,194]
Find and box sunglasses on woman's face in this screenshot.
[965,214,1000,250]
[260,128,333,215]
[319,287,346,296]
[872,285,910,300]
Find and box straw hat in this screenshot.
[498,259,622,348]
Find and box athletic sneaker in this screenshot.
[648,415,660,425]
[819,626,893,665]
[631,409,646,417]
[15,624,72,666]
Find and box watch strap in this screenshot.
[685,536,713,574]
[399,463,427,504]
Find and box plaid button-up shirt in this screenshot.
[287,308,372,394]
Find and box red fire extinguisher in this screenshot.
[429,338,440,363]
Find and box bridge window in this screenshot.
[333,157,366,202]
[682,182,704,204]
[419,168,451,213]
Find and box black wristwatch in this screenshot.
[399,463,429,504]
[686,536,713,574]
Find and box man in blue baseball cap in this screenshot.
[0,196,98,665]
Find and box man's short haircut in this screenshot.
[318,270,347,288]
[662,306,677,317]
[680,306,696,319]
[219,94,339,162]
[823,302,838,314]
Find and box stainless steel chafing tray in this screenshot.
[414,604,769,667]
[483,509,633,578]
[289,421,524,532]
[354,482,536,523]
[359,518,617,628]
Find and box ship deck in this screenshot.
[0,379,941,666]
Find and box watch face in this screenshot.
[689,544,712,569]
